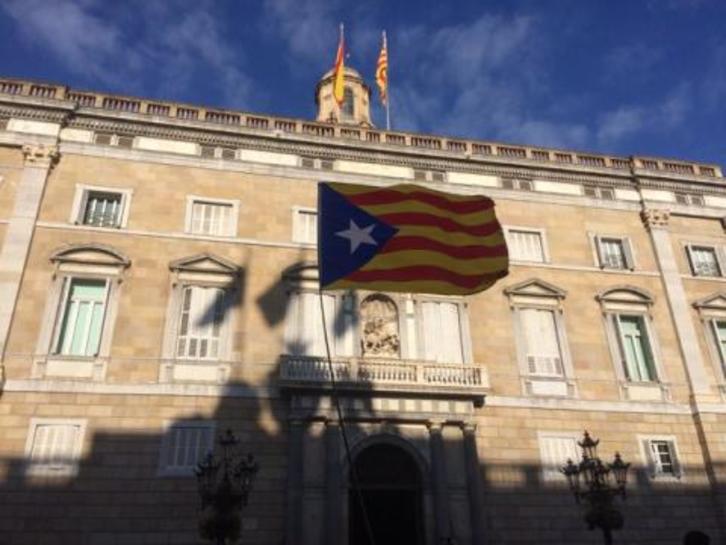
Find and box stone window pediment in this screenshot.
[50,243,130,276]
[504,278,566,307]
[693,293,726,313]
[169,253,240,285]
[596,285,654,312]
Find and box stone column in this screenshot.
[461,423,486,545]
[325,419,342,545]
[285,418,305,545]
[641,208,710,395]
[0,144,59,366]
[428,420,451,543]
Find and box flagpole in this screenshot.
[385,31,391,131]
[335,23,344,123]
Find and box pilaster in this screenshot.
[461,422,487,545]
[324,419,342,545]
[428,419,451,544]
[0,144,59,368]
[641,207,711,396]
[285,418,305,545]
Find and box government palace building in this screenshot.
[0,67,725,545]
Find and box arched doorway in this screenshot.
[349,442,424,545]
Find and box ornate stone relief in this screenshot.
[21,144,59,168]
[360,294,400,358]
[640,208,670,230]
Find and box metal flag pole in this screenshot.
[317,290,377,545]
[384,30,391,131]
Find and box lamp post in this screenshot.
[196,429,259,545]
[561,431,630,545]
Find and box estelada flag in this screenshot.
[332,26,345,105]
[318,182,509,295]
[375,32,388,105]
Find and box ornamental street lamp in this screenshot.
[561,431,630,545]
[196,429,259,545]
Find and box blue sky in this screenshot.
[1,0,724,165]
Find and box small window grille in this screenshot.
[220,148,236,160]
[82,191,123,228]
[301,157,315,169]
[94,132,113,146]
[200,145,216,158]
[116,136,134,149]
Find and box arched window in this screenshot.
[341,87,355,119]
[360,294,399,357]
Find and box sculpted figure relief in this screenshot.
[360,294,400,357]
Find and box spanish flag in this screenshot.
[318,183,509,296]
[332,24,345,106]
[375,32,388,105]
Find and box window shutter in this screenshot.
[622,238,635,270]
[421,302,441,361]
[716,246,726,277]
[336,294,356,357]
[668,440,682,478]
[612,315,630,379]
[643,439,657,477]
[685,245,698,275]
[440,302,463,364]
[594,235,604,268]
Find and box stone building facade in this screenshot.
[0,71,725,544]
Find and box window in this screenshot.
[285,291,346,357]
[504,279,575,397]
[615,314,657,382]
[595,236,634,270]
[687,245,722,277]
[25,419,85,476]
[583,186,615,200]
[186,198,238,237]
[520,308,563,376]
[341,87,355,119]
[675,192,705,206]
[159,422,215,476]
[538,433,580,482]
[711,320,726,370]
[640,437,682,479]
[176,286,227,360]
[292,208,318,244]
[693,294,726,389]
[501,178,533,191]
[505,228,546,263]
[420,301,463,363]
[53,278,109,357]
[71,185,132,228]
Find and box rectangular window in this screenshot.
[292,208,318,244]
[82,191,123,228]
[189,200,234,236]
[160,423,215,475]
[176,286,227,360]
[538,434,580,481]
[687,246,721,277]
[421,301,464,363]
[54,278,109,357]
[285,292,337,357]
[520,308,563,376]
[26,420,84,476]
[596,237,632,270]
[615,315,656,382]
[642,438,681,478]
[506,229,545,262]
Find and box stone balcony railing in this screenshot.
[0,77,721,180]
[279,355,490,400]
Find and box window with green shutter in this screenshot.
[54,278,109,357]
[615,314,656,382]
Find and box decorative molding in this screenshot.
[168,252,240,275]
[50,243,131,268]
[595,285,655,305]
[21,143,59,168]
[503,278,567,300]
[641,208,670,230]
[693,292,726,310]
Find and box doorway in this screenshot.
[349,442,424,545]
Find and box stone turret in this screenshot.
[315,66,372,127]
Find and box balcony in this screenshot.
[279,355,489,403]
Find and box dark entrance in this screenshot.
[349,443,424,545]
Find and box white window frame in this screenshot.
[504,279,575,397]
[70,184,133,228]
[637,435,683,480]
[693,293,726,396]
[291,206,318,245]
[504,226,550,264]
[685,243,725,278]
[158,420,216,477]
[597,287,668,399]
[184,195,240,237]
[590,234,636,271]
[537,431,581,483]
[33,245,129,382]
[24,418,86,477]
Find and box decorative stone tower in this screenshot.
[315,66,372,127]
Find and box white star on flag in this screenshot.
[336,219,377,253]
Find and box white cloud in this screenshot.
[1,0,255,107]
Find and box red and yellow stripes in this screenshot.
[375,32,388,105]
[327,183,509,295]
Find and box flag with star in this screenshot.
[317,182,509,296]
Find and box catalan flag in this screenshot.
[318,182,509,296]
[332,24,346,106]
[375,32,388,105]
